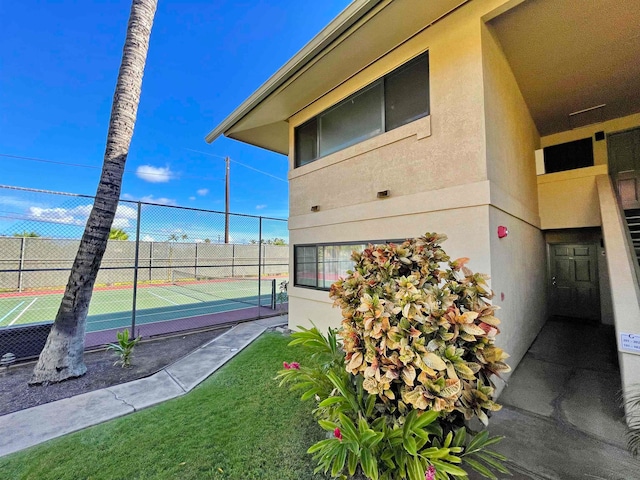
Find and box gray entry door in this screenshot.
[549,243,600,320]
[608,127,640,210]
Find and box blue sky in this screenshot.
[0,0,351,227]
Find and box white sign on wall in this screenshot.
[620,333,640,353]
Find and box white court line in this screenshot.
[8,297,38,326]
[0,301,25,325]
[147,290,180,305]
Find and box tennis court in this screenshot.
[0,276,286,334]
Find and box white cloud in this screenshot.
[121,193,177,206]
[256,204,267,210]
[142,234,155,242]
[196,188,209,196]
[116,204,138,219]
[135,165,174,183]
[28,203,139,228]
[189,196,196,201]
[138,195,177,206]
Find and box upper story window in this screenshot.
[543,138,594,173]
[294,52,430,167]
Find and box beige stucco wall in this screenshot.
[289,202,492,332]
[287,1,490,218]
[537,165,607,230]
[536,113,640,231]
[481,23,541,221]
[286,0,551,350]
[479,20,547,392]
[488,207,548,393]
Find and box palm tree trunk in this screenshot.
[30,0,158,384]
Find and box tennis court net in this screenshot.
[170,270,276,308]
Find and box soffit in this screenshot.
[489,0,640,136]
[210,0,468,154]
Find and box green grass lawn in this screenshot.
[0,332,327,480]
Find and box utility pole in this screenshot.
[225,156,230,244]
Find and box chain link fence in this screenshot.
[0,185,289,361]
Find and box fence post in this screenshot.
[130,202,142,337]
[258,217,262,318]
[18,237,25,292]
[271,278,276,309]
[194,242,198,278]
[149,241,153,282]
[231,244,235,277]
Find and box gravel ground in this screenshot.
[0,327,229,416]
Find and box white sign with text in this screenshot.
[621,333,640,353]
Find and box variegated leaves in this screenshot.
[330,232,510,425]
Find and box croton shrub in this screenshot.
[279,233,510,480]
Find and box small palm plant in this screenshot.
[624,386,640,456]
[106,329,141,368]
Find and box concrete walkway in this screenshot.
[0,315,287,458]
[482,318,640,480]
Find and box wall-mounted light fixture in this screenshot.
[310,205,319,212]
[377,190,390,199]
[497,226,509,239]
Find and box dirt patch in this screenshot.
[0,327,229,416]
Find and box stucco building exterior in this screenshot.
[206,0,640,410]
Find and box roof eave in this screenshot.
[204,0,383,144]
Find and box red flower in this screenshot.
[334,427,342,441]
[425,465,436,480]
[283,362,290,369]
[290,362,300,370]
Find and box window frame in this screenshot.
[294,51,430,168]
[293,239,404,291]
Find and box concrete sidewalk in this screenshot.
[0,315,287,458]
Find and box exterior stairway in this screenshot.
[625,208,640,263]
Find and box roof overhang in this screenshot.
[205,0,469,154]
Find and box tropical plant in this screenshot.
[278,233,511,479]
[109,228,129,241]
[106,329,141,368]
[623,386,640,456]
[30,0,158,384]
[12,231,40,237]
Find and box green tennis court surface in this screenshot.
[0,278,285,333]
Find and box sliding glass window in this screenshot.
[294,243,367,290]
[294,51,430,167]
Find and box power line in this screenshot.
[184,148,288,183]
[0,153,225,182]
